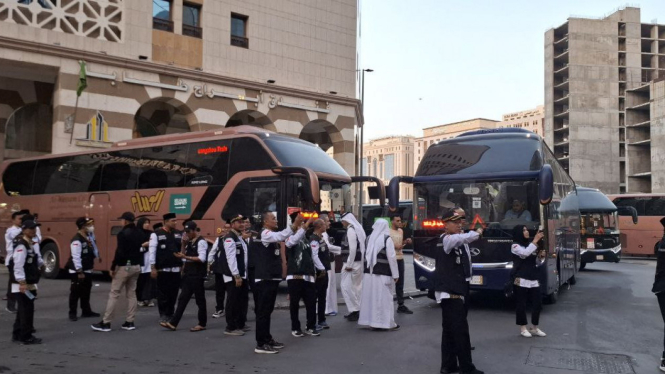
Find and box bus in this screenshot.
[388,128,580,303]
[361,200,413,251]
[0,125,384,278]
[577,187,633,269]
[607,193,665,256]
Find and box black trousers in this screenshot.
[69,272,93,316]
[170,275,207,327]
[157,271,181,319]
[440,299,475,373]
[658,292,665,358]
[464,281,471,316]
[248,267,259,312]
[225,280,249,331]
[136,272,156,302]
[214,273,226,311]
[255,280,280,346]
[287,279,316,331]
[514,285,542,326]
[12,290,36,342]
[396,259,405,305]
[315,273,328,323]
[6,276,15,310]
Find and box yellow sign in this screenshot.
[131,190,165,213]
[86,111,109,142]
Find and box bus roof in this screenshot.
[577,187,617,213]
[414,131,543,181]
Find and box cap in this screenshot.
[441,208,464,222]
[229,214,245,224]
[153,222,164,231]
[163,212,176,221]
[118,212,135,222]
[76,217,94,229]
[184,221,198,232]
[17,209,31,215]
[21,214,35,223]
[21,220,40,230]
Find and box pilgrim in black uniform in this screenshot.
[162,221,208,332]
[221,214,250,336]
[285,212,318,337]
[511,225,546,338]
[5,210,29,314]
[10,219,42,345]
[652,217,665,372]
[149,213,183,322]
[67,217,100,321]
[309,219,331,329]
[419,209,484,374]
[252,211,295,354]
[208,221,230,319]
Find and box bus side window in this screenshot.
[33,157,72,195]
[186,140,231,187]
[646,197,665,216]
[66,155,102,193]
[99,150,142,191]
[139,144,187,188]
[221,178,278,229]
[2,161,36,196]
[229,138,275,176]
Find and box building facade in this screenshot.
[545,6,665,193]
[0,0,360,173]
[362,135,415,203]
[414,118,499,173]
[498,105,544,136]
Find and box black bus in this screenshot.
[388,128,580,303]
[361,200,414,251]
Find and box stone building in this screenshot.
[362,135,415,202]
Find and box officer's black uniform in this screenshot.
[221,229,249,332]
[153,219,183,321]
[168,222,208,329]
[67,229,96,320]
[286,235,317,332]
[652,217,665,363]
[10,225,41,344]
[311,233,330,325]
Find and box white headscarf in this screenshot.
[341,212,366,256]
[365,219,390,271]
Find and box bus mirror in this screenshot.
[538,165,554,205]
[617,206,638,224]
[351,176,386,207]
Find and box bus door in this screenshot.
[89,193,111,271]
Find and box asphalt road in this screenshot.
[0,259,661,374]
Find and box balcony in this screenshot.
[554,35,569,45]
[554,49,569,60]
[153,18,174,32]
[553,64,569,74]
[554,139,569,147]
[554,79,569,89]
[183,24,202,39]
[627,120,650,128]
[554,94,569,104]
[231,35,249,48]
[628,138,651,146]
[630,172,652,178]
[626,102,650,111]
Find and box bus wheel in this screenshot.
[579,261,586,270]
[41,243,61,279]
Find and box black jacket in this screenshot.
[111,223,145,270]
[653,236,665,294]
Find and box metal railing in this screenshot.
[231,35,249,48]
[153,18,174,32]
[183,24,202,38]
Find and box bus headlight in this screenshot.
[414,253,436,272]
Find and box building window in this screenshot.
[153,0,174,32]
[183,3,202,38]
[384,154,395,180]
[231,13,248,48]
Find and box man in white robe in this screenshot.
[340,213,366,322]
[321,214,342,316]
[358,220,399,330]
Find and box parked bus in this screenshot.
[361,200,414,251]
[577,187,631,269]
[388,128,580,303]
[607,193,664,256]
[0,126,384,278]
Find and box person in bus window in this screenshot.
[208,220,230,319]
[651,217,665,372]
[504,200,532,221]
[321,213,342,317]
[136,218,154,307]
[67,217,100,321]
[340,212,366,322]
[358,219,400,331]
[511,225,546,338]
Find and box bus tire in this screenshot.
[579,261,586,270]
[41,243,61,279]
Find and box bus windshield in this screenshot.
[580,212,618,235]
[263,137,348,177]
[415,180,540,235]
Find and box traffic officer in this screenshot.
[5,210,25,314]
[149,213,182,323]
[10,219,42,345]
[310,219,331,329]
[252,211,300,354]
[285,212,317,337]
[221,214,250,336]
[162,221,208,332]
[420,209,484,374]
[67,217,99,321]
[652,216,665,372]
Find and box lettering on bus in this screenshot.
[131,190,165,213]
[197,145,229,155]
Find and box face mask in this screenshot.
[86,226,95,234]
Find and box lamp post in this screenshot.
[358,68,373,219]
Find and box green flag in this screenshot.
[76,61,87,97]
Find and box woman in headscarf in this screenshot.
[358,219,399,330]
[339,212,367,322]
[511,225,545,338]
[136,217,155,307]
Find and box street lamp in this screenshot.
[357,68,373,218]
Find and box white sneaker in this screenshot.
[520,330,532,338]
[529,328,546,337]
[212,310,225,318]
[659,357,665,372]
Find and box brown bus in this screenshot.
[0,126,382,278]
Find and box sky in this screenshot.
[359,0,665,140]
